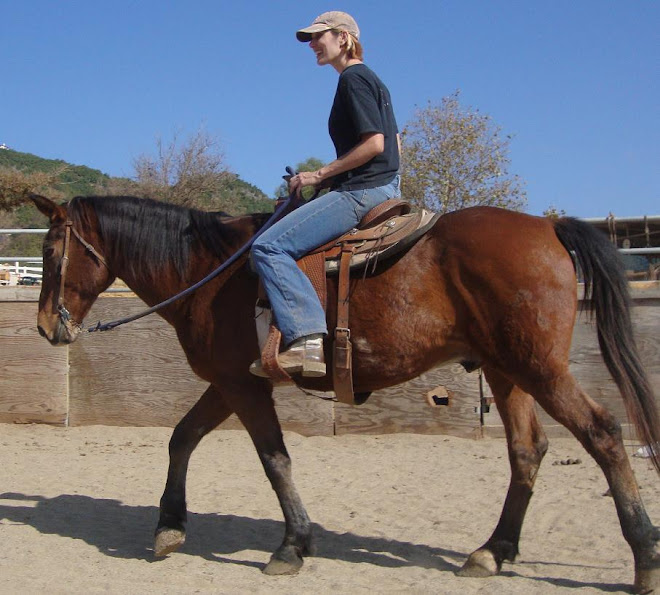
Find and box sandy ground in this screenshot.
[0,424,658,594]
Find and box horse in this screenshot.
[28,192,659,593]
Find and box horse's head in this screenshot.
[32,195,115,345]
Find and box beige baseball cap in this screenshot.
[296,11,360,42]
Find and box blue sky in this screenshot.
[2,1,658,217]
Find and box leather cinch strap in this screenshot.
[333,245,355,404]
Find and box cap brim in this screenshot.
[296,23,332,42]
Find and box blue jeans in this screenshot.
[251,175,401,346]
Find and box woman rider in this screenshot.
[250,11,400,378]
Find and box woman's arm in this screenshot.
[290,132,384,197]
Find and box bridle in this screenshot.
[56,219,109,331]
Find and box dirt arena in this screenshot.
[0,424,658,594]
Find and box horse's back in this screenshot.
[434,206,557,255]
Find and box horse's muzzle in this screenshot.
[37,318,80,346]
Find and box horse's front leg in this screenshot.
[227,378,314,575]
[155,384,232,557]
[459,369,548,577]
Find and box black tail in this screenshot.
[554,217,660,473]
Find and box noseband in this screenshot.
[56,220,109,330]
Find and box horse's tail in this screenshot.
[554,217,660,473]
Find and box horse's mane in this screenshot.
[69,195,268,281]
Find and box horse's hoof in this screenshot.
[634,558,660,594]
[634,533,660,594]
[154,528,186,557]
[633,569,658,595]
[457,549,500,578]
[262,550,304,575]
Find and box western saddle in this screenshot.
[258,198,439,405]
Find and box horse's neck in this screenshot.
[117,268,199,318]
[113,250,218,319]
[106,211,260,320]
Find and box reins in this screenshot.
[86,193,296,333]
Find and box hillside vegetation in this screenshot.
[0,149,274,256]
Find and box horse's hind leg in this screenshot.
[459,368,548,577]
[225,379,314,575]
[155,384,232,557]
[532,371,658,594]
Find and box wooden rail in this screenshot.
[1,282,658,438]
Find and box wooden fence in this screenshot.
[1,282,659,438]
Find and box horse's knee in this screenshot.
[583,410,626,465]
[509,434,547,484]
[520,428,549,463]
[168,418,207,459]
[169,423,191,451]
[168,426,184,453]
[588,409,622,442]
[534,427,549,457]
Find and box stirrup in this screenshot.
[250,334,326,379]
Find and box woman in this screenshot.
[250,11,401,378]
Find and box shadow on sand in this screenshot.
[0,492,628,591]
[0,491,459,570]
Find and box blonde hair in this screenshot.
[334,30,364,61]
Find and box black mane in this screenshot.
[69,195,268,281]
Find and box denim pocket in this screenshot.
[346,189,367,220]
[352,188,369,207]
[348,180,399,220]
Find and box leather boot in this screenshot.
[249,333,326,378]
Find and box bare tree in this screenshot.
[132,128,231,209]
[401,92,526,213]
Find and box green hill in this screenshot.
[0,149,275,256]
[0,149,113,199]
[0,148,274,210]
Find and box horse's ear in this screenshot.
[30,194,67,224]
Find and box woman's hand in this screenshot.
[289,170,324,198]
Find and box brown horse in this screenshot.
[29,193,659,592]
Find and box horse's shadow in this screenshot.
[0,491,458,571]
[0,492,629,592]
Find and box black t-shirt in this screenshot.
[328,63,399,191]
